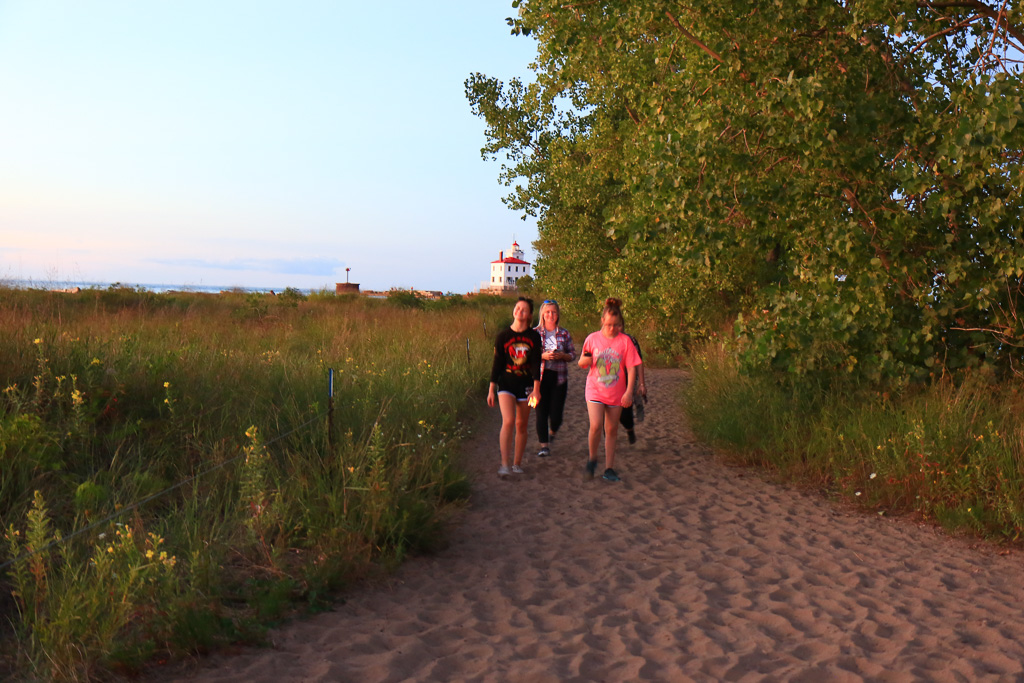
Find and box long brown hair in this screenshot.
[601,297,623,325]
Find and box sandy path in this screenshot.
[156,366,1024,682]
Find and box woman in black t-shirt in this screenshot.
[488,297,541,478]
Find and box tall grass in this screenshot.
[685,342,1024,540]
[0,286,505,680]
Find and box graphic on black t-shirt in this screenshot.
[490,327,541,385]
[506,340,533,375]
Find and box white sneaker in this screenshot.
[511,465,524,474]
[498,465,510,478]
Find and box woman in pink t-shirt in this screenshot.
[578,298,640,482]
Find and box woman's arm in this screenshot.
[561,330,576,362]
[528,380,541,407]
[529,331,543,380]
[489,331,506,385]
[578,334,592,368]
[621,365,636,408]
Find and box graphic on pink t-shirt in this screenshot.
[595,347,621,387]
[583,332,640,405]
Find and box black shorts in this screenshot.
[588,399,622,408]
[496,376,532,401]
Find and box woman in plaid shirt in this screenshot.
[533,299,576,457]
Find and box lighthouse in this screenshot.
[486,239,532,292]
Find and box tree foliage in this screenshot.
[467,0,1024,382]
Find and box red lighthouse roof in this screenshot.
[492,256,530,265]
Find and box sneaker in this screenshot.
[602,468,621,482]
[537,446,550,457]
[627,429,637,445]
[498,465,510,478]
[584,459,598,480]
[511,465,524,474]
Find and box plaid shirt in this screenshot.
[534,325,576,385]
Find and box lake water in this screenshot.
[3,279,317,295]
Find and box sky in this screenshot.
[0,1,539,293]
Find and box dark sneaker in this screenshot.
[584,459,598,480]
[538,446,550,457]
[627,429,637,445]
[602,468,621,482]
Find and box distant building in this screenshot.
[335,282,360,295]
[486,240,532,292]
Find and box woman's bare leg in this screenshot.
[603,405,623,469]
[498,393,518,468]
[513,400,531,466]
[586,401,606,462]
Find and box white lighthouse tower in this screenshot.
[486,239,532,292]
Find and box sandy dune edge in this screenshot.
[154,367,1024,682]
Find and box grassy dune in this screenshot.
[685,342,1024,541]
[0,286,509,680]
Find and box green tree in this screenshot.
[468,0,1024,381]
[514,273,536,296]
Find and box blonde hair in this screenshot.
[539,300,560,325]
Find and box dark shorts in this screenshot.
[588,399,622,408]
[497,376,532,401]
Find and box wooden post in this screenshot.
[327,368,335,451]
